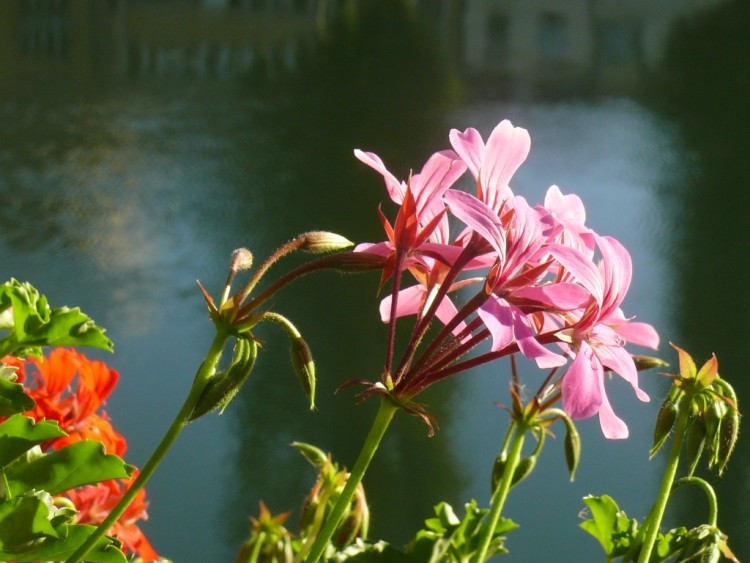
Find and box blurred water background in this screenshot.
[1,1,748,561]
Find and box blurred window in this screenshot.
[485,14,510,64]
[597,19,642,63]
[538,12,568,60]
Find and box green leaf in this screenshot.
[0,279,112,358]
[5,441,132,496]
[0,415,66,468]
[0,524,128,562]
[0,378,35,418]
[0,494,60,550]
[579,495,637,557]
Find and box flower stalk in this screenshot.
[636,393,691,563]
[65,329,230,563]
[473,422,527,563]
[306,396,399,563]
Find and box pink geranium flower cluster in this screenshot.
[353,120,659,439]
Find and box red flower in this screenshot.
[1,349,161,561]
[24,348,125,456]
[65,472,160,562]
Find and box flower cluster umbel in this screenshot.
[352,119,660,439]
[1,349,160,561]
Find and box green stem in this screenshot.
[305,397,398,563]
[473,423,526,563]
[674,476,718,527]
[65,330,229,563]
[636,398,691,563]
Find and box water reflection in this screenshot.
[653,0,750,556]
[0,0,745,561]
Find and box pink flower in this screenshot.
[449,120,531,213]
[552,236,659,438]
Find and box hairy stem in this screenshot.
[473,423,526,562]
[306,397,398,563]
[65,330,229,563]
[636,398,691,563]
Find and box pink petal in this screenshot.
[379,285,425,323]
[547,243,604,303]
[594,335,650,403]
[412,150,467,216]
[597,389,630,439]
[434,294,469,337]
[597,236,632,318]
[354,241,392,256]
[512,283,591,310]
[448,127,484,179]
[478,298,516,352]
[544,185,587,226]
[481,120,530,211]
[354,149,405,204]
[562,344,603,419]
[444,189,506,260]
[615,320,660,349]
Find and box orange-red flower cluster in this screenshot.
[1,348,160,562]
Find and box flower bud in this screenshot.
[190,337,257,420]
[563,416,581,481]
[650,398,678,458]
[291,335,316,411]
[705,401,726,468]
[632,355,669,371]
[292,441,329,469]
[230,248,254,273]
[491,453,536,491]
[716,406,739,476]
[300,231,354,253]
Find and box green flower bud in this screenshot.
[291,335,316,411]
[292,441,329,469]
[632,355,669,371]
[716,406,739,476]
[650,398,678,459]
[300,231,354,253]
[491,453,536,491]
[562,416,581,481]
[705,401,727,468]
[190,337,257,420]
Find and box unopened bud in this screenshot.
[300,231,354,254]
[562,416,581,481]
[717,406,739,475]
[292,441,329,469]
[190,338,257,420]
[230,248,253,273]
[291,336,316,411]
[650,398,678,458]
[705,401,726,467]
[633,355,669,371]
[491,453,536,491]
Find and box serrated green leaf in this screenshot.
[0,378,35,418]
[0,495,60,550]
[0,524,128,562]
[0,415,66,467]
[580,495,620,554]
[0,279,112,357]
[6,441,132,496]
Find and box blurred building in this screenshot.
[0,0,729,93]
[462,0,727,95]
